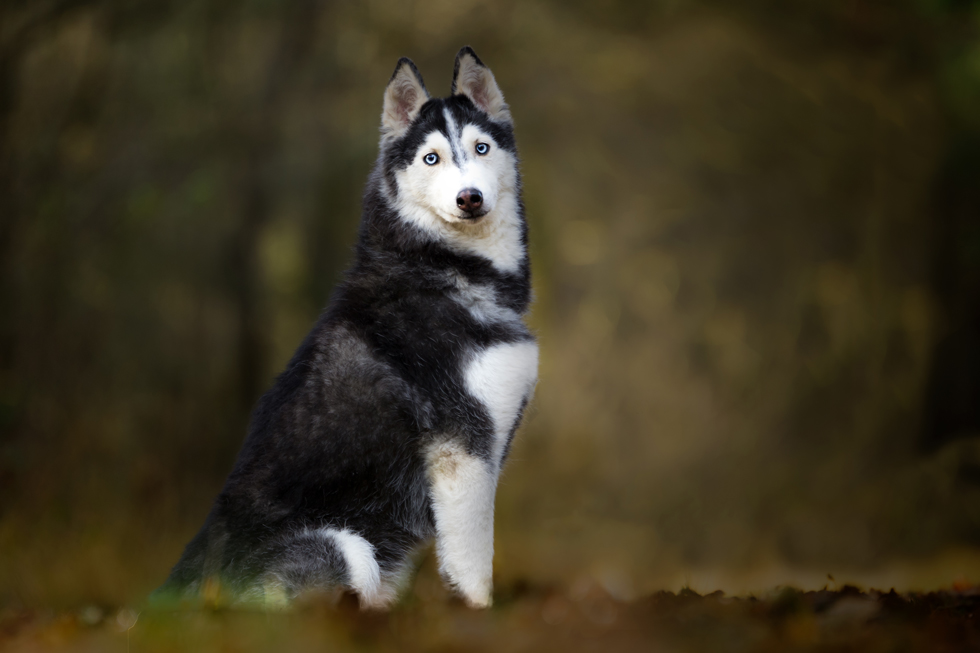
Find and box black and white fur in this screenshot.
[157,47,537,610]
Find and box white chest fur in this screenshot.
[463,340,539,466]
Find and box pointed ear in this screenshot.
[451,46,511,123]
[382,58,429,138]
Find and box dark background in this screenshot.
[2,0,979,608]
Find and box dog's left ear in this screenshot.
[451,47,511,123]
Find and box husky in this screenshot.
[155,47,537,610]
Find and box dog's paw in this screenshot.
[463,592,493,609]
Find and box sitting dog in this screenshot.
[157,47,537,610]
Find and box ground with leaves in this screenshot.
[3,581,979,653]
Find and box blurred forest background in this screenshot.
[2,0,980,609]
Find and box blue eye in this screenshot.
[424,152,439,165]
[475,142,489,155]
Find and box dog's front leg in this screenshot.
[426,440,498,608]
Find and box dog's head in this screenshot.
[378,48,519,232]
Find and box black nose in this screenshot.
[456,188,483,213]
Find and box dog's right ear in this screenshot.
[451,47,510,123]
[382,58,429,138]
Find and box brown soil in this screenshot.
[3,583,978,652]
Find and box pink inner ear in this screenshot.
[458,66,489,112]
[398,87,418,124]
[471,84,489,112]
